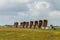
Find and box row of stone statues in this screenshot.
[14,20,48,28]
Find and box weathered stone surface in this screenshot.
[30,21,33,28]
[20,22,23,27]
[43,20,48,27]
[22,21,26,28]
[38,20,42,28]
[14,22,18,28]
[34,21,38,28]
[26,22,29,28]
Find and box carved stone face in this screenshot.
[14,22,18,28]
[39,20,42,26]
[43,20,48,27]
[22,21,26,28]
[30,21,33,25]
[35,21,38,25]
[26,22,29,28]
[30,21,33,28]
[33,21,38,28]
[26,22,29,25]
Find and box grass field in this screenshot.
[0,27,60,40]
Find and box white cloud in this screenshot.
[27,1,50,17]
[0,0,30,8]
[10,0,30,3]
[18,12,28,18]
[9,0,30,4]
[16,0,30,3]
[49,11,60,18]
[0,15,10,19]
[0,0,7,7]
[27,1,50,10]
[30,10,40,17]
[0,15,20,25]
[35,1,50,10]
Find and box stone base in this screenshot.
[41,27,51,29]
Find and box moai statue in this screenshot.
[26,22,29,28]
[34,21,38,28]
[38,20,42,28]
[42,20,48,29]
[22,21,26,28]
[43,20,48,27]
[20,22,23,27]
[30,21,33,28]
[14,22,18,28]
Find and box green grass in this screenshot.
[0,27,60,40]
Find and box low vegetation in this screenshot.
[0,27,60,40]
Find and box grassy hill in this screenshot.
[0,27,60,40]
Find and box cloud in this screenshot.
[0,0,7,7]
[0,15,12,25]
[35,1,50,10]
[0,0,29,12]
[27,1,50,17]
[0,15,22,25]
[0,0,30,5]
[49,11,60,18]
[0,0,30,12]
[27,1,50,10]
[18,12,28,18]
[15,0,30,3]
[29,10,40,17]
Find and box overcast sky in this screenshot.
[0,0,60,26]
